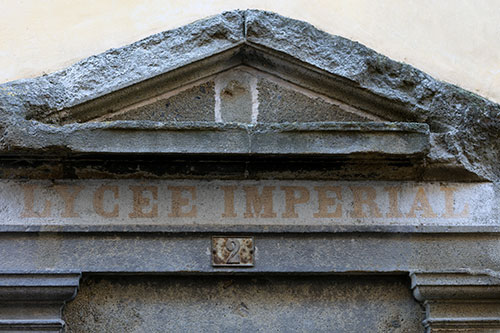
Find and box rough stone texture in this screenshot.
[64,275,423,332]
[0,11,244,116]
[244,10,500,181]
[104,82,215,122]
[257,78,372,123]
[0,10,496,182]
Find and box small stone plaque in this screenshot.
[212,236,254,267]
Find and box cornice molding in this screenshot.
[0,273,81,332]
[411,272,500,332]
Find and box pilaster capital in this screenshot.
[0,273,81,332]
[410,272,500,332]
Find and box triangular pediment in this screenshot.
[25,39,412,126]
[13,11,423,126]
[0,10,497,181]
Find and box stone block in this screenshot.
[105,82,215,122]
[257,78,371,123]
[64,275,423,332]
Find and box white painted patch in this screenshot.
[214,78,223,122]
[250,75,259,123]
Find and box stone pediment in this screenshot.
[27,43,398,125]
[0,10,498,181]
[12,11,423,126]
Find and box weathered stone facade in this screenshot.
[0,10,499,332]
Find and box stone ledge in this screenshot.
[0,121,429,157]
[0,319,65,333]
[411,272,500,301]
[424,318,500,331]
[1,224,499,234]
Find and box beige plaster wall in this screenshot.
[1,0,499,103]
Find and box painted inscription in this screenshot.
[4,180,492,227]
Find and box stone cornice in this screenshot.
[0,121,429,156]
[411,272,500,332]
[0,273,81,332]
[411,272,500,301]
